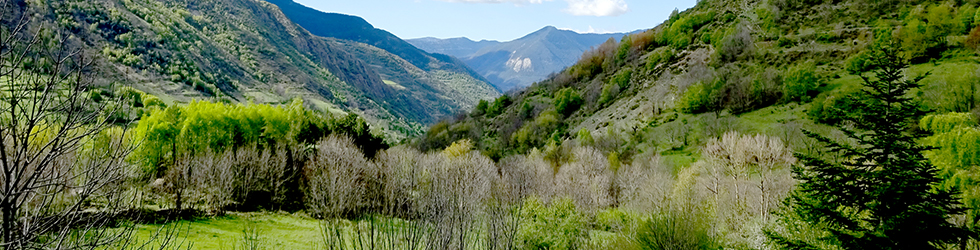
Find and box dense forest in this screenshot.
[5,0,980,249]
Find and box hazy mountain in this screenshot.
[408,37,502,59]
[408,26,632,91]
[29,0,498,139]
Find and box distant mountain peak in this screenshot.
[409,26,632,91]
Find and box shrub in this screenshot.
[598,83,619,107]
[808,88,868,125]
[487,94,512,118]
[611,69,633,90]
[516,196,586,250]
[554,88,584,117]
[676,81,716,114]
[959,4,976,34]
[846,50,875,74]
[636,211,718,250]
[472,99,489,117]
[645,47,676,71]
[717,23,754,62]
[782,63,821,102]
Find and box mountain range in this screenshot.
[30,0,498,140]
[409,27,633,91]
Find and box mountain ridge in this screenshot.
[408,26,636,91]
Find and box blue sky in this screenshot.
[293,0,697,41]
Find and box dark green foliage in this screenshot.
[473,99,489,117]
[487,94,513,118]
[554,88,584,117]
[776,36,796,48]
[771,45,972,249]
[512,110,563,153]
[716,23,754,63]
[611,69,633,90]
[782,63,821,102]
[808,88,869,125]
[846,50,875,74]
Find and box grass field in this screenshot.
[132,212,324,249]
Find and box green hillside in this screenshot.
[35,0,498,140]
[9,0,980,248]
[423,0,980,163]
[417,0,980,248]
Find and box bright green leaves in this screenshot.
[922,112,980,234]
[782,63,821,103]
[129,99,386,178]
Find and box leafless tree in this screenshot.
[0,0,162,247]
[555,146,613,213]
[305,135,369,219]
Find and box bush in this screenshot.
[598,83,619,107]
[717,23,754,62]
[645,47,676,71]
[636,211,718,250]
[676,81,716,114]
[611,69,633,90]
[846,50,875,74]
[808,88,868,125]
[472,99,489,117]
[554,88,584,117]
[516,197,586,250]
[487,95,512,118]
[782,63,821,102]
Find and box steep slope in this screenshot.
[409,26,631,91]
[29,0,498,139]
[263,0,490,82]
[421,0,978,162]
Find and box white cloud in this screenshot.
[559,26,615,34]
[563,0,628,16]
[436,0,550,5]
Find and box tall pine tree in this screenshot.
[769,44,972,249]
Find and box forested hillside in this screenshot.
[16,0,498,140]
[418,0,980,248]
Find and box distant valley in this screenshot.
[409,27,633,91]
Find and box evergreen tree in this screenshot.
[769,44,972,249]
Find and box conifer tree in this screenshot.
[769,44,973,249]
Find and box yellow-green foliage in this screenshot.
[782,62,821,102]
[512,110,561,152]
[660,11,716,48]
[676,81,714,114]
[442,139,474,159]
[900,3,963,61]
[645,47,676,71]
[516,196,586,250]
[129,99,383,178]
[921,112,980,229]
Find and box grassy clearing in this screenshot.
[132,212,323,249]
